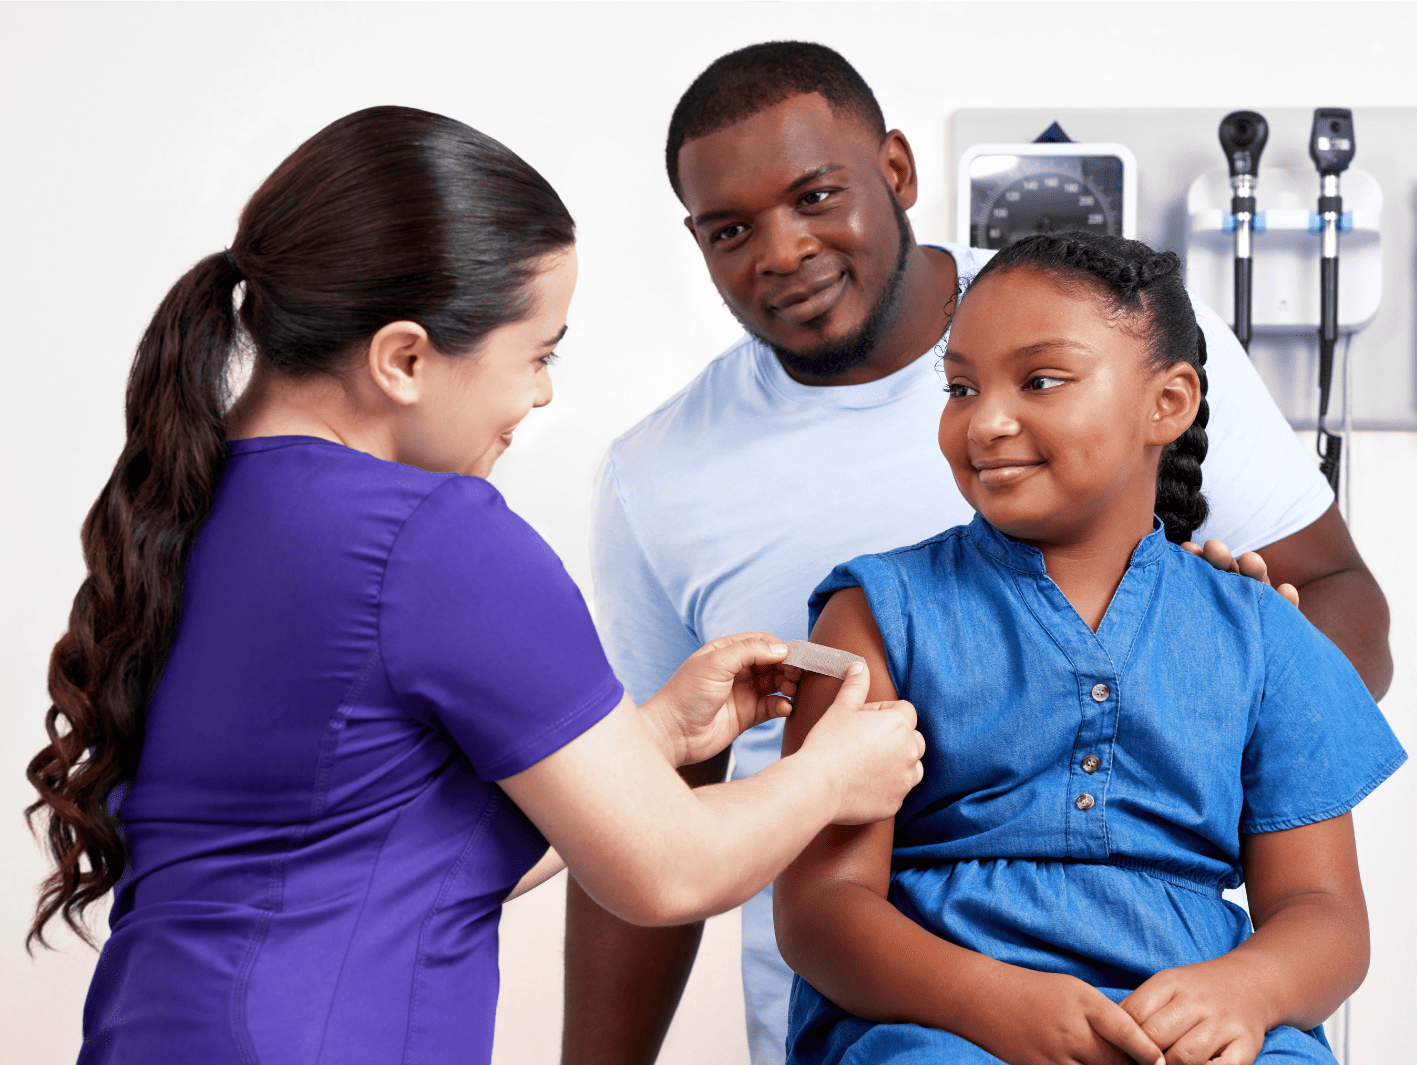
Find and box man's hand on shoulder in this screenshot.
[1182,539,1301,608]
[1187,504,1392,699]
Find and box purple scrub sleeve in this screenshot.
[382,476,624,780]
[80,437,624,1065]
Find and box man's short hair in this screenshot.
[666,41,887,202]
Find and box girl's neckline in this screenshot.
[967,513,1170,577]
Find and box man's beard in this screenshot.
[748,194,912,382]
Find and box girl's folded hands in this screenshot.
[971,966,1165,1065]
[1121,956,1268,1065]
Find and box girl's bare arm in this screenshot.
[775,588,1164,1065]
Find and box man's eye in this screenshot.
[712,223,746,243]
[1025,376,1065,391]
[800,189,831,206]
[947,383,978,399]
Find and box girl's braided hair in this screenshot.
[968,232,1209,544]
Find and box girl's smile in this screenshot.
[973,458,1046,487]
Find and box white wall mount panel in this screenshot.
[1187,166,1382,332]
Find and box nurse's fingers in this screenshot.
[686,634,791,691]
[690,631,790,671]
[762,693,794,720]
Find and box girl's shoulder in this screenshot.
[808,523,977,628]
[1157,539,1296,636]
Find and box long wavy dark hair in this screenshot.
[26,106,575,949]
[969,232,1209,544]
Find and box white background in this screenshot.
[1,3,1414,1063]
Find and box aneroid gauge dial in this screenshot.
[957,142,1137,250]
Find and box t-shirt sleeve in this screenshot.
[379,476,624,781]
[1239,588,1406,833]
[1188,294,1335,554]
[590,451,702,706]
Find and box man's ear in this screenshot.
[682,215,699,244]
[1147,362,1203,446]
[881,129,919,212]
[367,321,435,406]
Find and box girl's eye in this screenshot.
[1025,375,1064,391]
[947,382,978,399]
[539,352,559,368]
[711,223,747,244]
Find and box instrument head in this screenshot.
[1309,108,1356,175]
[1218,110,1269,179]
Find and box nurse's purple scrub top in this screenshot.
[80,437,625,1065]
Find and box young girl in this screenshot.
[774,232,1405,1065]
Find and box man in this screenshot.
[564,42,1392,1065]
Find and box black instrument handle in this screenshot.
[1320,256,1339,349]
[1233,257,1252,352]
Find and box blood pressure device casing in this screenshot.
[958,142,1137,250]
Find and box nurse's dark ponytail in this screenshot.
[969,232,1209,544]
[27,106,575,949]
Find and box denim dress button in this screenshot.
[1091,683,1110,702]
[1075,793,1095,810]
[1081,755,1101,773]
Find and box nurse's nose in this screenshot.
[534,367,553,408]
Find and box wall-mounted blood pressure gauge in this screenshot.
[958,142,1137,250]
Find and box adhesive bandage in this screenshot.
[783,640,867,680]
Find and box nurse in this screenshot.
[25,105,925,1065]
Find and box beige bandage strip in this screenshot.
[783,639,866,680]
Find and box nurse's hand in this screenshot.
[639,632,798,767]
[1182,539,1300,608]
[794,663,924,825]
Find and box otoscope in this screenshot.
[1309,108,1356,493]
[1218,111,1269,352]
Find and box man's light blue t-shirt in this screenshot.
[590,242,1335,1065]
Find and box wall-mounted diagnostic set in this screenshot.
[1188,109,1377,493]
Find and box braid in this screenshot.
[970,232,1210,543]
[1154,330,1209,543]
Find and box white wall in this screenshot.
[1,4,1413,1063]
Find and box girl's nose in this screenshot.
[534,368,553,408]
[968,391,1021,445]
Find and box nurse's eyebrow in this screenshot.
[542,325,568,347]
[691,165,846,227]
